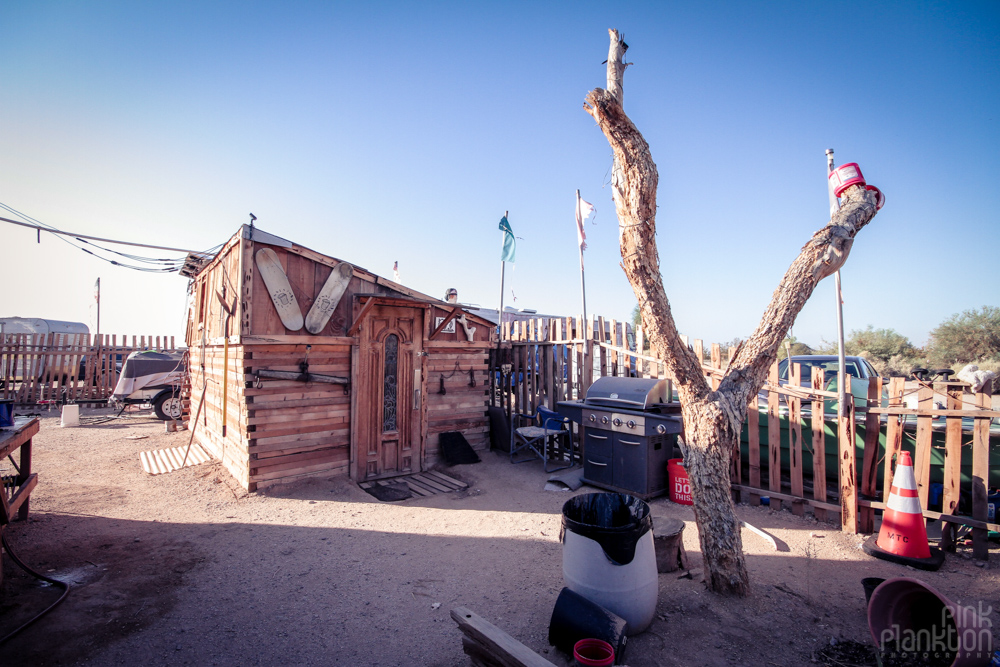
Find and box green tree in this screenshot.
[926,306,1000,367]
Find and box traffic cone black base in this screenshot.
[862,535,945,571]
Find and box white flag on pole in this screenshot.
[575,191,595,251]
[393,261,400,283]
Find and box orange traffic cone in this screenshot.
[863,452,944,571]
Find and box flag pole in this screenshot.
[497,210,508,345]
[95,277,101,335]
[826,149,847,419]
[576,191,588,330]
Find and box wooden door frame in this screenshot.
[349,296,429,482]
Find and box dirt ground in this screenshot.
[1,408,997,666]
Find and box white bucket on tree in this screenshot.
[561,493,658,634]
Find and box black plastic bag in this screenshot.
[561,492,652,565]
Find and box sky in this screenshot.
[2,1,997,349]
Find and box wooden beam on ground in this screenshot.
[731,484,841,515]
[450,607,556,667]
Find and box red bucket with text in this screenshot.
[668,459,693,505]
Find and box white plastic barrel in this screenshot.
[561,493,658,635]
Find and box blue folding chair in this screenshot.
[510,406,575,472]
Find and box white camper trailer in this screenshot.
[0,317,90,384]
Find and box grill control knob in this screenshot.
[612,418,622,427]
[626,420,636,429]
[589,414,596,422]
[656,424,667,435]
[601,416,610,425]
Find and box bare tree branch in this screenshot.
[605,28,629,105]
[720,185,879,414]
[583,28,881,595]
[584,86,710,404]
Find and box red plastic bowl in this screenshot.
[574,638,615,666]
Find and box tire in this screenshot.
[153,392,183,421]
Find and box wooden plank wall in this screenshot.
[1,333,178,404]
[185,232,497,490]
[425,341,492,459]
[493,317,999,546]
[188,342,250,489]
[212,341,352,491]
[245,242,399,339]
[189,237,243,342]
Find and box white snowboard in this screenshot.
[305,262,354,334]
[255,248,304,332]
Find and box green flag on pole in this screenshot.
[499,216,515,263]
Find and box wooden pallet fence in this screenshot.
[491,319,999,545]
[1,333,178,405]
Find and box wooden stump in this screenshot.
[653,518,688,573]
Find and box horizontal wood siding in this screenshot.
[189,343,250,489]
[424,342,491,462]
[244,342,353,488]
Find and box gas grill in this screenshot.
[556,376,683,499]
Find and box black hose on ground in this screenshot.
[0,531,71,645]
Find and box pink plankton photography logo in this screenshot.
[879,600,994,662]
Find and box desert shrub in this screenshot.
[869,351,927,377]
[926,306,1000,367]
[815,326,919,375]
[845,326,916,361]
[776,336,813,360]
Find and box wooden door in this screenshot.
[356,304,424,481]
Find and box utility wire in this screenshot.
[0,203,222,274]
[0,210,203,254]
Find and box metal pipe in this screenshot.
[826,149,847,418]
[497,210,508,345]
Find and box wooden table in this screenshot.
[1,417,39,587]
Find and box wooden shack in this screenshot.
[184,225,495,490]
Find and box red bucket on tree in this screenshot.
[668,459,693,505]
[828,162,866,197]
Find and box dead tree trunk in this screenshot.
[584,28,880,595]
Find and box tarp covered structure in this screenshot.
[111,350,185,400]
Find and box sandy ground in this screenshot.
[1,408,997,666]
